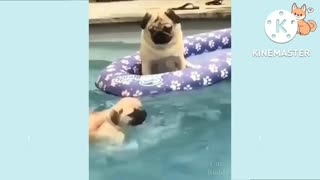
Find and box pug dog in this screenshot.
[139,9,198,75]
[89,97,147,145]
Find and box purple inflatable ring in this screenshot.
[95,28,231,97]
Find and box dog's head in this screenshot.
[140,9,181,45]
[110,97,147,127]
[291,3,307,20]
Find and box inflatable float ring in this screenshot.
[95,28,231,97]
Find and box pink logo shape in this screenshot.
[307,7,314,13]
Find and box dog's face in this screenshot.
[291,3,306,20]
[110,97,147,127]
[140,9,181,45]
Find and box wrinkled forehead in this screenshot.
[116,97,142,106]
[113,100,143,116]
[119,106,145,117]
[148,11,172,24]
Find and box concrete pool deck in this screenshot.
[89,0,231,24]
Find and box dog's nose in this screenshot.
[129,109,147,126]
[150,25,162,32]
[162,26,172,33]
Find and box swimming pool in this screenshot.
[89,21,231,180]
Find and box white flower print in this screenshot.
[188,63,201,69]
[183,39,189,44]
[221,69,229,79]
[111,79,117,87]
[226,57,231,66]
[196,37,206,41]
[222,37,229,45]
[200,38,207,42]
[195,43,202,51]
[105,74,113,81]
[209,64,218,73]
[134,55,140,60]
[122,65,131,71]
[203,76,212,86]
[136,59,142,65]
[132,66,139,74]
[106,68,116,72]
[114,72,125,76]
[121,90,130,97]
[173,71,183,77]
[190,72,201,81]
[215,35,221,39]
[98,81,103,89]
[184,48,189,55]
[188,42,194,46]
[208,40,215,48]
[183,84,192,90]
[107,64,114,68]
[208,33,215,37]
[210,58,219,62]
[121,59,129,65]
[103,85,107,91]
[121,79,132,85]
[133,90,143,97]
[170,81,181,90]
[96,75,101,84]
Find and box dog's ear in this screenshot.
[110,109,120,125]
[165,8,181,24]
[140,12,152,29]
[301,4,307,12]
[292,3,298,10]
[118,108,123,115]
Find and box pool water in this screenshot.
[89,30,231,180]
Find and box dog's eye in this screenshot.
[294,13,296,15]
[162,26,172,33]
[148,28,156,34]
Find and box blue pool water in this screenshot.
[89,31,231,180]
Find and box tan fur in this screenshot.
[308,20,317,32]
[292,3,317,36]
[140,10,187,75]
[89,97,144,145]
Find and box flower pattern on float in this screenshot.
[95,28,231,97]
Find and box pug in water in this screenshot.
[139,9,198,75]
[89,97,147,145]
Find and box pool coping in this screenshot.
[89,0,231,25]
